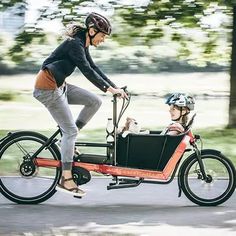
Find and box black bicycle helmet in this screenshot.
[166,93,195,111]
[85,12,112,35]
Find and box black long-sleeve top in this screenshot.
[41,29,116,92]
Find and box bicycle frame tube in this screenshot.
[31,95,120,164]
[35,134,190,180]
[110,94,129,165]
[113,95,118,165]
[30,129,61,160]
[34,93,196,182]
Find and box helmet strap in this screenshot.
[88,28,99,46]
[171,107,189,122]
[171,115,182,122]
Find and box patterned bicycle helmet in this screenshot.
[85,12,112,35]
[166,93,195,111]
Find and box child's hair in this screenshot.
[173,105,189,126]
[182,114,188,126]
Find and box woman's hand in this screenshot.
[107,87,128,99]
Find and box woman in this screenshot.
[33,12,127,197]
[161,93,195,135]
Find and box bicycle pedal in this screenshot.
[73,195,82,199]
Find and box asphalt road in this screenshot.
[0,177,236,236]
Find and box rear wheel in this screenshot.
[179,150,236,206]
[0,131,61,204]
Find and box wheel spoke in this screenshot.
[180,152,236,206]
[0,133,61,204]
[15,141,30,157]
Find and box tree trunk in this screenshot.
[228,5,236,127]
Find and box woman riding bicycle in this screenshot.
[33,12,128,197]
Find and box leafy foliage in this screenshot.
[0,0,233,66]
[0,0,26,11]
[8,29,46,63]
[1,0,236,127]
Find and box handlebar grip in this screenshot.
[113,86,130,100]
[121,86,128,93]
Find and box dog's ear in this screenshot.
[121,125,127,132]
[125,121,130,129]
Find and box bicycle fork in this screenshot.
[177,140,209,197]
[193,143,209,181]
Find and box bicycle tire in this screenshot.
[179,149,236,206]
[0,131,61,204]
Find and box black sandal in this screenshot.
[56,177,86,197]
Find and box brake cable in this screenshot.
[115,94,131,128]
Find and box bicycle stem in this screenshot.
[112,95,118,165]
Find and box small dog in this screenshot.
[118,117,141,138]
[118,117,149,138]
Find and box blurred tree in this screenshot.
[7,28,46,63]
[0,0,236,126]
[0,0,26,10]
[229,4,236,127]
[112,0,236,127]
[111,0,236,126]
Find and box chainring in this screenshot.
[72,166,91,185]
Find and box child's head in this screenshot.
[165,93,195,125]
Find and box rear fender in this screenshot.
[0,131,60,159]
[0,132,12,143]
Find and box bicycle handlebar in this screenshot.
[113,86,130,101]
[112,86,131,128]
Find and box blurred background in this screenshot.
[0,0,236,157]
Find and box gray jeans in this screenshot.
[33,83,102,170]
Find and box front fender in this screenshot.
[179,148,222,173]
[177,149,222,197]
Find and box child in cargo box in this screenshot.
[161,93,195,135]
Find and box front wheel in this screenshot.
[179,149,236,206]
[0,131,61,204]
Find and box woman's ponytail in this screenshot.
[65,23,85,37]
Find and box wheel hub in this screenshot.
[19,161,38,177]
[205,174,213,183]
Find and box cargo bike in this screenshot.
[0,88,235,206]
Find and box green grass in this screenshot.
[0,129,108,175]
[193,128,236,165]
[0,127,236,174]
[0,91,16,101]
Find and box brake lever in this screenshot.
[114,86,129,100]
[121,86,128,94]
[120,86,130,100]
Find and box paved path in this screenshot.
[0,177,236,235]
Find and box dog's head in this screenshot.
[122,117,140,133]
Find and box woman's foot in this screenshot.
[56,174,86,197]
